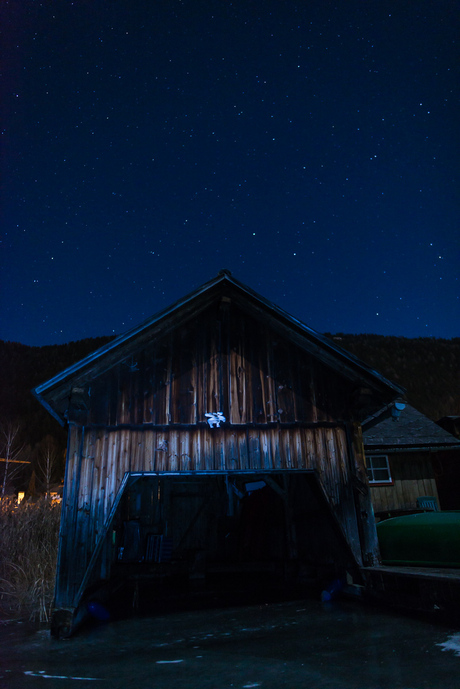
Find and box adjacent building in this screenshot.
[363,404,460,517]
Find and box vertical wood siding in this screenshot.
[56,423,363,607]
[81,302,351,428]
[370,453,440,514]
[55,300,376,610]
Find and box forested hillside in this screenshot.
[0,334,459,490]
[0,337,114,492]
[332,334,460,421]
[0,337,114,451]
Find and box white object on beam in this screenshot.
[205,412,226,428]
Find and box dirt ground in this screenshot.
[1,596,459,689]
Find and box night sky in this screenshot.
[2,0,458,347]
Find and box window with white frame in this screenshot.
[366,454,392,484]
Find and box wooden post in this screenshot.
[349,423,381,567]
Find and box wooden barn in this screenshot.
[33,271,405,637]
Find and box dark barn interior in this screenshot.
[107,471,356,612]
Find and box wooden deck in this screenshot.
[361,565,460,616]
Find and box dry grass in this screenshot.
[0,498,61,622]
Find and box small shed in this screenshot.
[33,271,405,636]
[363,404,460,517]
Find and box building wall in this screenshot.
[75,302,353,428]
[54,300,380,611]
[434,449,460,510]
[55,422,364,607]
[369,451,439,516]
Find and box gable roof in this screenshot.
[363,404,460,452]
[33,270,406,425]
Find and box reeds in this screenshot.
[0,498,61,622]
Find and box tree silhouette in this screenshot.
[35,435,61,498]
[0,423,30,497]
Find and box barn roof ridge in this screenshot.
[33,271,405,412]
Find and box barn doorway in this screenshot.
[106,471,358,615]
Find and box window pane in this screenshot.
[366,455,392,483]
[372,457,387,469]
[374,468,390,481]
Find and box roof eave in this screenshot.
[31,388,66,427]
[33,272,230,399]
[364,443,460,453]
[33,271,405,413]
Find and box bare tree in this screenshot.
[36,435,60,499]
[0,423,29,497]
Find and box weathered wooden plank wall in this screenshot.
[55,422,361,607]
[370,453,440,515]
[52,300,380,611]
[78,426,351,475]
[78,303,352,428]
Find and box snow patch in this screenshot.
[437,633,460,657]
[25,671,100,680]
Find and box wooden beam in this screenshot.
[264,475,285,498]
[74,472,131,606]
